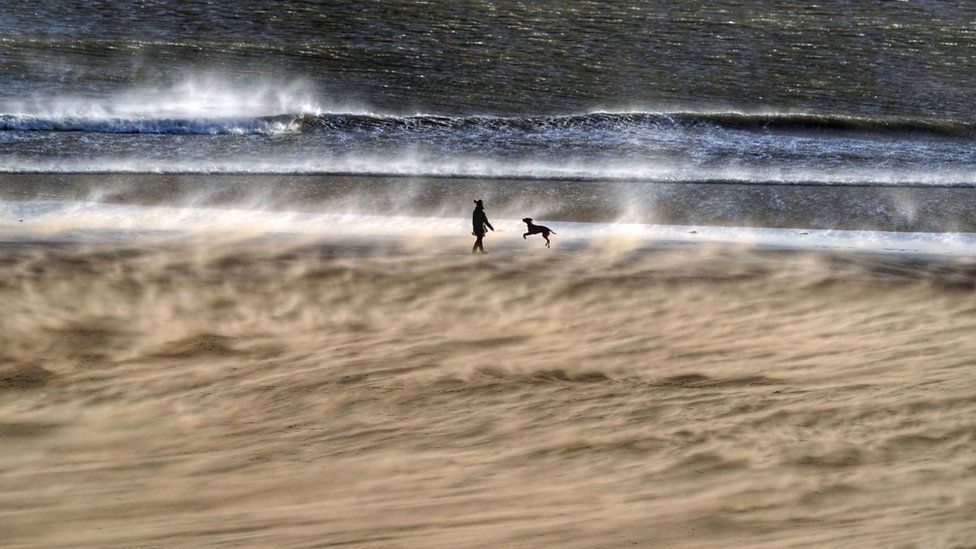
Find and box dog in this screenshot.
[522,218,556,248]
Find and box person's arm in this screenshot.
[485,218,494,231]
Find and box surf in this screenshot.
[5,109,974,139]
[0,113,300,135]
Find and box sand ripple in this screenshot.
[1,241,975,547]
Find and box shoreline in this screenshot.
[5,172,976,232]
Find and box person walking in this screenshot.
[472,199,494,253]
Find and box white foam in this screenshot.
[3,154,976,186]
[0,114,300,135]
[0,74,326,120]
[4,200,976,256]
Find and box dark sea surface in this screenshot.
[2,0,976,199]
[3,1,976,117]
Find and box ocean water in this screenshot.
[3,3,976,548]
[3,1,976,188]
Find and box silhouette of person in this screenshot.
[472,199,494,253]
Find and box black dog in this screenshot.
[522,218,556,248]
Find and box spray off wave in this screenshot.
[0,75,331,134]
[4,79,976,185]
[4,115,976,185]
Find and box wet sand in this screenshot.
[2,236,975,547]
[6,172,976,232]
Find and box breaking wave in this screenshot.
[297,111,976,140]
[3,110,974,138]
[0,114,300,135]
[0,75,326,134]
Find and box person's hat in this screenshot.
[474,199,484,205]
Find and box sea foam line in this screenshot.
[4,157,976,187]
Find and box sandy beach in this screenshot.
[2,233,975,548]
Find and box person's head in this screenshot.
[474,199,484,208]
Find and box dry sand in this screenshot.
[1,237,975,547]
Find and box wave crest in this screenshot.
[5,110,972,138]
[296,111,976,139]
[0,114,299,135]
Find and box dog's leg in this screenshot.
[523,232,529,239]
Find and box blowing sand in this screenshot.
[1,236,975,547]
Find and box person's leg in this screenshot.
[473,234,483,253]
